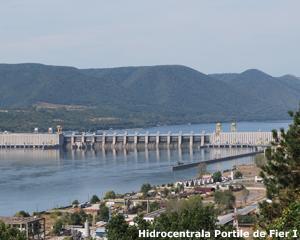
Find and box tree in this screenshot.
[234,171,243,179]
[106,214,133,240]
[52,219,63,235]
[140,183,152,197]
[106,196,242,240]
[212,171,222,182]
[90,195,100,204]
[97,203,109,222]
[259,109,300,226]
[0,221,26,240]
[72,200,79,206]
[254,153,267,168]
[266,201,300,240]
[214,190,235,210]
[14,211,30,217]
[240,187,249,206]
[104,191,116,199]
[162,188,169,197]
[149,202,160,212]
[69,210,89,225]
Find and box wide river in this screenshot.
[0,120,290,216]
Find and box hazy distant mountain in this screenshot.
[210,69,300,117]
[0,63,298,131]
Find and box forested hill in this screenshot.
[0,63,298,131]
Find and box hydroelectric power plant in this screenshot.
[0,123,274,150]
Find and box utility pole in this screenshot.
[233,207,239,230]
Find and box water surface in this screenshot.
[0,120,290,216]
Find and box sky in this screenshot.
[0,0,299,76]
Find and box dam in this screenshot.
[64,131,273,149]
[0,123,275,149]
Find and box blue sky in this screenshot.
[0,0,299,76]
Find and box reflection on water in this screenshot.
[0,147,254,216]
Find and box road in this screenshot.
[217,203,258,225]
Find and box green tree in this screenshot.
[149,202,160,212]
[90,195,100,204]
[67,209,92,225]
[254,153,267,168]
[14,211,30,217]
[106,214,132,240]
[0,221,26,240]
[140,183,152,197]
[212,171,222,182]
[72,200,79,206]
[104,191,116,199]
[106,196,243,240]
[259,109,300,227]
[97,203,109,222]
[240,187,249,206]
[265,201,300,240]
[214,190,235,210]
[234,171,243,179]
[52,219,63,235]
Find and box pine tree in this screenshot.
[259,109,300,226]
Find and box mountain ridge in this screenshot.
[0,63,297,131]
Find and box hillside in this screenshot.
[210,69,300,117]
[0,63,298,131]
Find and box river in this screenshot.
[0,120,290,216]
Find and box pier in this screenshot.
[172,150,263,170]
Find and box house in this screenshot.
[0,216,45,240]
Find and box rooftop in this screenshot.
[0,216,44,225]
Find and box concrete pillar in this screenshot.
[156,131,160,145]
[200,131,205,147]
[178,146,182,162]
[189,131,194,147]
[102,132,106,148]
[81,133,85,148]
[156,147,160,161]
[123,131,127,145]
[167,131,171,145]
[91,134,95,144]
[71,135,75,148]
[112,132,117,146]
[189,145,193,161]
[178,131,182,147]
[145,131,149,145]
[134,132,138,145]
[145,147,149,161]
